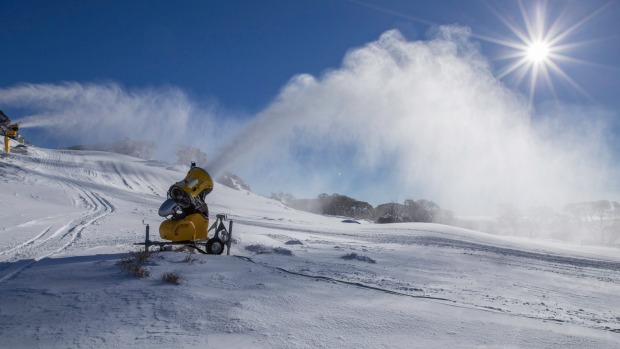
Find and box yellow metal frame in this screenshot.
[159,213,210,241]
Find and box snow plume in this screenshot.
[0,27,616,216]
[209,27,618,215]
[0,82,227,161]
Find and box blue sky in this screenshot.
[1,0,620,212]
[3,0,618,112]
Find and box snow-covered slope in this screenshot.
[1,143,619,348]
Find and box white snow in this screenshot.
[1,143,619,348]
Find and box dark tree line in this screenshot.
[270,192,454,224]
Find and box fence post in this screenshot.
[227,220,233,255]
[144,222,150,252]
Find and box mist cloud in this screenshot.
[210,27,618,214]
[0,82,232,161]
[0,27,617,215]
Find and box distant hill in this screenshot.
[217,173,251,192]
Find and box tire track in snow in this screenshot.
[0,187,99,260]
[0,149,128,283]
[0,226,53,257]
[0,188,114,283]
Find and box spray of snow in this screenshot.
[0,27,617,215]
[0,82,240,161]
[208,27,617,214]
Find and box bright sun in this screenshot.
[480,0,611,107]
[526,41,550,63]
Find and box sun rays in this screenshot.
[482,0,614,109]
[348,0,615,109]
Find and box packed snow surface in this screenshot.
[1,141,619,348]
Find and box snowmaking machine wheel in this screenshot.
[206,237,224,255]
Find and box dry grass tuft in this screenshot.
[162,271,182,285]
[118,250,153,278]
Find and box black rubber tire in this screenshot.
[206,237,224,255]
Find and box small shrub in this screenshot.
[341,253,376,264]
[273,247,293,256]
[131,250,153,264]
[118,250,153,278]
[245,244,293,256]
[284,239,303,245]
[245,244,272,254]
[162,271,182,285]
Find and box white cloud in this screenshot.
[1,27,617,215]
[211,28,618,214]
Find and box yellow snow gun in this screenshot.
[159,166,213,241]
[136,164,232,255]
[1,110,23,152]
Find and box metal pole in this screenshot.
[4,136,9,153]
[227,220,233,255]
[145,223,150,252]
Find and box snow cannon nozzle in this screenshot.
[1,110,20,139]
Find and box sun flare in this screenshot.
[526,41,550,63]
[480,0,611,108]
